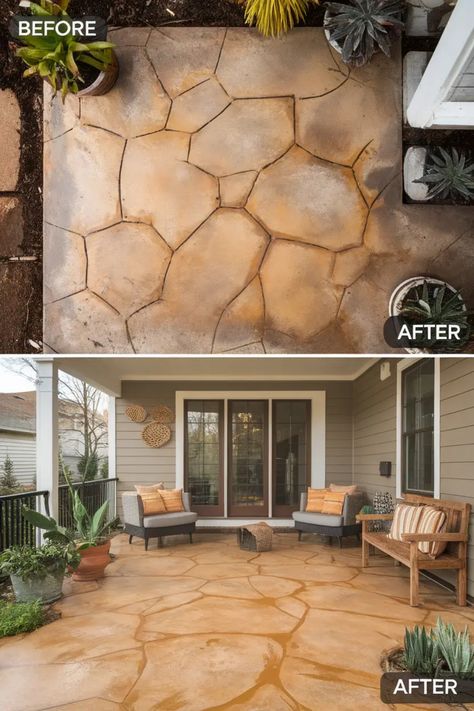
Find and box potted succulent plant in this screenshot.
[242,0,316,37]
[14,0,118,101]
[0,542,79,603]
[389,277,473,353]
[23,479,118,581]
[324,0,404,67]
[406,146,474,204]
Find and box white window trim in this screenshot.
[407,0,474,129]
[396,358,440,500]
[175,390,326,518]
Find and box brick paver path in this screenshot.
[43,28,474,353]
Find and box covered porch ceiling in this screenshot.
[38,356,380,397]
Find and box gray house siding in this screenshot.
[116,380,353,518]
[352,359,474,598]
[0,431,36,486]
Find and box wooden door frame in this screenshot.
[271,399,312,518]
[227,399,269,518]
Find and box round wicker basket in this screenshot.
[125,405,147,423]
[150,405,174,424]
[142,422,171,448]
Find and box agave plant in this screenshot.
[399,280,473,352]
[243,0,315,38]
[325,0,404,67]
[403,625,440,676]
[414,147,474,202]
[15,0,115,101]
[433,618,474,677]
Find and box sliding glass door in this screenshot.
[184,400,224,516]
[228,400,268,517]
[272,400,311,517]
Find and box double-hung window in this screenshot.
[401,360,435,495]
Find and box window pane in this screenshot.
[402,361,435,495]
[185,400,221,507]
[274,400,310,508]
[230,400,266,508]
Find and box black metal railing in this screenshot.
[0,490,50,552]
[58,478,118,529]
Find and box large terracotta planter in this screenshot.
[72,540,111,582]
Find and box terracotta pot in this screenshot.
[78,51,119,97]
[72,540,111,582]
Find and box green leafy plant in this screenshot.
[359,505,374,515]
[398,280,473,352]
[434,618,474,676]
[243,0,315,38]
[0,542,79,581]
[403,625,440,676]
[414,147,474,202]
[0,600,45,638]
[325,0,404,67]
[15,0,115,100]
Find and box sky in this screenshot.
[0,359,35,393]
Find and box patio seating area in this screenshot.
[1,531,472,711]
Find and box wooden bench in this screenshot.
[357,494,471,607]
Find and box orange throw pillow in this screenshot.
[321,491,346,515]
[139,491,167,516]
[417,506,447,558]
[329,484,360,495]
[135,483,164,494]
[306,488,328,513]
[160,489,185,513]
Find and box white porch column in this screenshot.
[108,395,117,518]
[36,359,59,519]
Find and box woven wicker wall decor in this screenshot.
[150,405,174,424]
[125,405,147,422]
[142,422,171,448]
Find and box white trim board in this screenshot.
[396,358,440,499]
[176,390,326,519]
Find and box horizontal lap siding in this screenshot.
[0,431,36,486]
[352,362,397,501]
[440,359,474,597]
[116,380,353,519]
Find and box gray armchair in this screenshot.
[122,491,197,550]
[293,490,366,547]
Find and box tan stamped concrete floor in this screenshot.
[1,532,473,710]
[43,28,474,354]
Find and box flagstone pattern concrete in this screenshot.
[1,533,471,711]
[43,28,474,353]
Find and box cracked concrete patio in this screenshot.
[1,532,471,711]
[43,27,474,354]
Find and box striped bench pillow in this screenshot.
[417,506,447,558]
[388,503,423,542]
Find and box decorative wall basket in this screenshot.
[150,405,174,424]
[142,422,171,448]
[125,405,148,423]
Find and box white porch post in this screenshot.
[36,359,59,520]
[108,395,117,518]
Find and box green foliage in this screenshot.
[78,451,99,481]
[22,471,117,549]
[403,625,439,676]
[325,0,404,67]
[244,0,313,38]
[399,280,473,352]
[434,618,474,676]
[359,505,374,515]
[0,542,79,581]
[414,147,474,202]
[0,600,45,638]
[402,619,474,678]
[99,459,109,479]
[15,0,115,101]
[0,454,21,495]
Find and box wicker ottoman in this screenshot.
[237,522,273,552]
